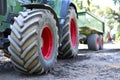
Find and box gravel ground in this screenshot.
[0,43,120,80]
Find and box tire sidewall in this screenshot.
[68,7,79,56]
[87,34,99,50]
[37,11,58,70]
[99,35,103,50]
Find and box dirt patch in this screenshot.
[0,43,120,80]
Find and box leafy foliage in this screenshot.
[113,0,120,4]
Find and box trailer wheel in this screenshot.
[59,7,79,58]
[99,35,103,50]
[87,34,99,51]
[8,9,58,74]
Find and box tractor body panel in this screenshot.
[0,0,23,32]
[35,0,74,18]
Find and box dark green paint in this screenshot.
[0,0,63,32]
[0,0,23,32]
[43,0,62,18]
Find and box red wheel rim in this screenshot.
[96,37,99,46]
[70,18,77,48]
[41,26,54,60]
[100,37,103,47]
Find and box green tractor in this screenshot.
[0,0,104,74]
[0,0,79,74]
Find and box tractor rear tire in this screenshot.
[87,34,99,51]
[99,35,103,50]
[8,9,58,74]
[59,7,79,58]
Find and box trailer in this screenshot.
[78,11,104,50]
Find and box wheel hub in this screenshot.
[41,26,54,60]
[70,18,77,48]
